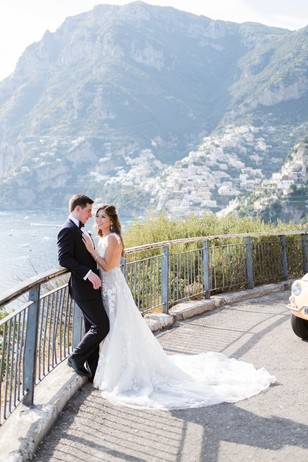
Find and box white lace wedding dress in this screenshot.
[93,234,276,410]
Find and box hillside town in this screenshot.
[97,124,306,217]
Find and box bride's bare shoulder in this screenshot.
[109,233,121,244]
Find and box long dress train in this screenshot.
[93,234,276,410]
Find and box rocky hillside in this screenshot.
[0,1,307,219]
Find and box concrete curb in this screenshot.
[0,366,86,462]
[169,281,292,321]
[0,281,292,462]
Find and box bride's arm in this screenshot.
[83,234,120,271]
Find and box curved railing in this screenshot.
[0,231,307,425]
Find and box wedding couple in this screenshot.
[57,194,276,410]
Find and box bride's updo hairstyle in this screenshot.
[96,204,125,255]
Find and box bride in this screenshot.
[82,204,276,410]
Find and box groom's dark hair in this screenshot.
[69,194,94,212]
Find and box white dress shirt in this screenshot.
[68,214,93,280]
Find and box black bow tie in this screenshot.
[79,222,84,229]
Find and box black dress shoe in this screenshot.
[67,357,92,378]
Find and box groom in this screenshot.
[57,194,109,379]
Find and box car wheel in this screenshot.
[291,314,308,340]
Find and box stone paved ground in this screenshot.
[32,290,308,462]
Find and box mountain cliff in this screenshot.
[0,1,307,219]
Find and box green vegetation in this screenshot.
[0,306,10,382]
[123,211,304,248]
[122,212,306,312]
[0,308,8,322]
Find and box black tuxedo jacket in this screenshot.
[57,219,99,301]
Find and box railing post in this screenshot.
[203,240,210,299]
[280,235,288,280]
[23,285,40,406]
[245,236,254,289]
[72,302,83,348]
[161,246,169,314]
[301,233,308,273]
[120,256,126,275]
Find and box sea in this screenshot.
[0,209,132,297]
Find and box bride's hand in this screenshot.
[82,234,94,253]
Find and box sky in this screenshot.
[0,0,307,81]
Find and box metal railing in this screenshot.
[0,231,307,425]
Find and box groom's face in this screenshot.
[77,203,93,225]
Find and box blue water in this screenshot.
[0,209,132,296]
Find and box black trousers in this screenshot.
[71,293,109,376]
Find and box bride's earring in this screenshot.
[110,224,114,232]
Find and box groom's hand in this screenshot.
[88,271,102,290]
